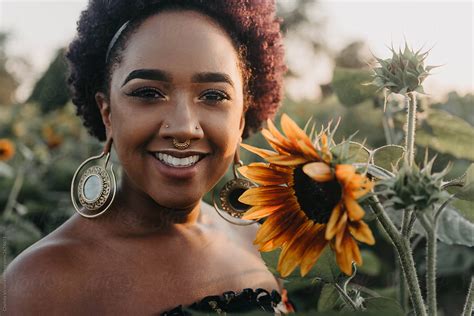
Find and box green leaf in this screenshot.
[304,247,341,282]
[360,163,394,180]
[318,284,341,312]
[358,250,382,276]
[372,145,405,170]
[386,204,474,247]
[430,243,474,276]
[456,163,474,201]
[363,297,404,315]
[332,141,371,164]
[260,247,341,283]
[452,199,474,222]
[260,248,281,276]
[416,109,474,160]
[436,205,474,247]
[332,67,378,107]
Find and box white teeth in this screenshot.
[155,153,200,167]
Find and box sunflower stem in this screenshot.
[418,213,437,316]
[398,262,409,311]
[405,92,417,166]
[406,211,418,237]
[335,283,360,311]
[401,209,413,236]
[382,100,397,144]
[370,196,427,316]
[462,277,474,316]
[3,164,26,217]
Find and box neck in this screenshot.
[97,176,202,237]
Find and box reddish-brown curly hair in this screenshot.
[65,0,286,140]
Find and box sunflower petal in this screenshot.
[258,239,280,252]
[297,139,321,160]
[325,204,342,240]
[277,221,314,277]
[351,179,374,199]
[266,154,309,166]
[303,162,334,182]
[335,232,358,275]
[242,204,284,220]
[300,225,328,276]
[335,164,356,183]
[335,228,345,252]
[240,143,277,159]
[348,221,375,245]
[259,225,297,250]
[267,119,295,151]
[344,197,365,221]
[319,133,333,163]
[262,129,292,154]
[280,114,313,148]
[238,163,291,186]
[254,204,302,244]
[352,240,362,266]
[238,186,291,206]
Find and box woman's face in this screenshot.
[97,10,245,209]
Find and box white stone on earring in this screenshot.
[83,174,103,201]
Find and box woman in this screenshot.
[4,0,287,314]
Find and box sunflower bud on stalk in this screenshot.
[369,43,438,95]
[382,156,450,212]
[238,114,375,277]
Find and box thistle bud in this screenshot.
[382,156,450,211]
[370,43,438,95]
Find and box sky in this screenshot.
[0,0,472,101]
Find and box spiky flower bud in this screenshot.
[382,157,450,211]
[369,43,438,95]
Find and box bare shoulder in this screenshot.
[200,201,260,249]
[3,223,88,315]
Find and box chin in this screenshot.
[151,194,200,211]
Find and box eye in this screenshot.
[125,87,166,100]
[199,89,230,103]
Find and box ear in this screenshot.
[95,92,113,137]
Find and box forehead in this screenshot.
[114,10,242,82]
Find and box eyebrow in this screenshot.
[191,72,234,87]
[122,69,172,86]
[121,69,234,87]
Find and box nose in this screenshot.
[158,95,204,142]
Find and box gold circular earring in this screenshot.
[71,138,117,218]
[212,149,257,226]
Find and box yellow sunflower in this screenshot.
[238,114,375,277]
[42,125,63,149]
[0,138,15,161]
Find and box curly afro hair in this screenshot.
[66,0,286,141]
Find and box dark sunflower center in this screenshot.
[293,166,342,224]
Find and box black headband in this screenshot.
[105,20,130,63]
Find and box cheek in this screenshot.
[109,103,155,159]
[206,110,243,153]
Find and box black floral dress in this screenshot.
[160,288,294,315]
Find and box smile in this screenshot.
[152,152,203,168]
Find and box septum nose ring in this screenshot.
[172,138,191,150]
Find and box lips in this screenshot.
[154,152,200,168]
[148,150,208,179]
